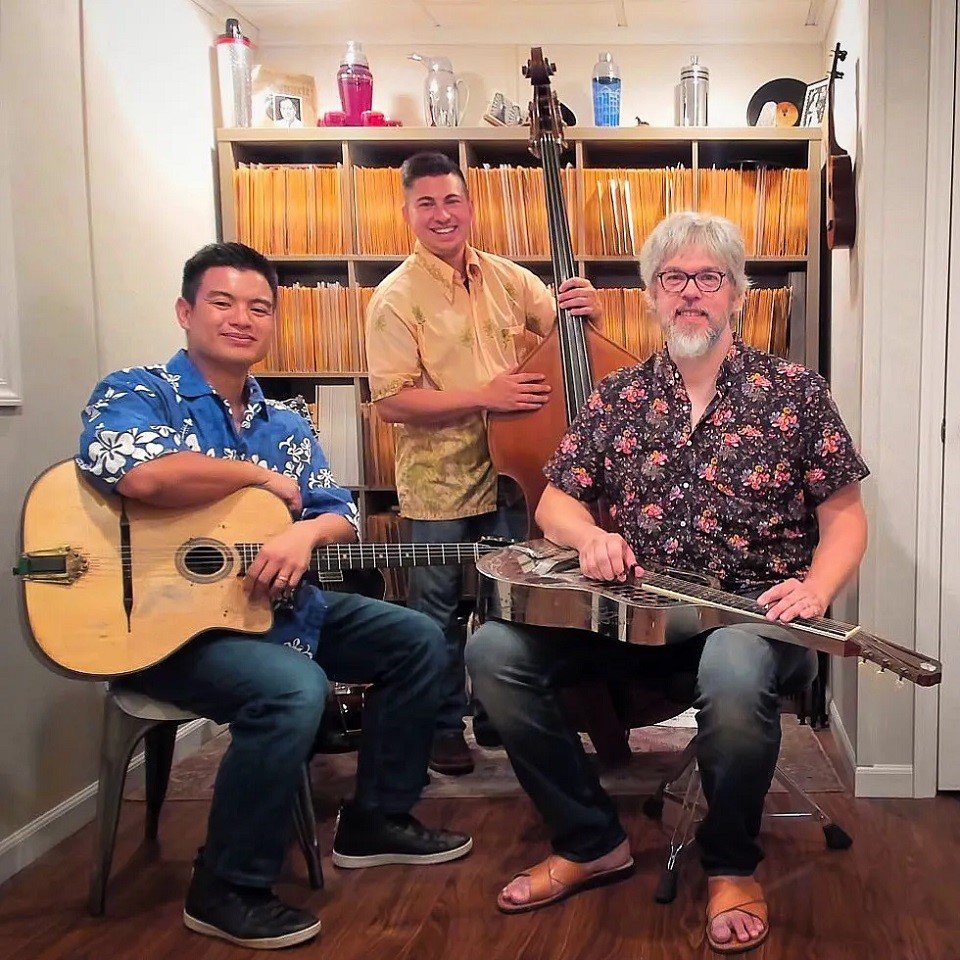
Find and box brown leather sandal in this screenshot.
[496,853,635,915]
[705,876,769,954]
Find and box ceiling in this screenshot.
[230,0,839,46]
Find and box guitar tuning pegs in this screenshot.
[896,676,905,686]
[876,665,886,675]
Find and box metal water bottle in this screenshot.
[215,18,253,127]
[675,56,709,126]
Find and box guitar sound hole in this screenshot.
[178,540,233,582]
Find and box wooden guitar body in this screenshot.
[826,151,856,248]
[20,462,282,678]
[16,461,501,679]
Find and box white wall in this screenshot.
[82,0,249,371]
[0,0,103,848]
[822,0,868,758]
[822,0,937,794]
[260,43,823,129]
[853,0,931,783]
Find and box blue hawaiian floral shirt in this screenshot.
[76,349,360,658]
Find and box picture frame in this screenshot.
[252,67,317,128]
[800,77,829,127]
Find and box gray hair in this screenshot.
[639,212,748,293]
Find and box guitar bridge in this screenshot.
[13,547,88,584]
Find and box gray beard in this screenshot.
[666,321,725,359]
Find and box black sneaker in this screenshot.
[331,802,473,868]
[183,854,321,950]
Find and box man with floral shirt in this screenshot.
[77,243,472,950]
[466,213,869,953]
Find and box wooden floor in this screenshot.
[1,750,959,960]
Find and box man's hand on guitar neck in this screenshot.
[757,578,828,624]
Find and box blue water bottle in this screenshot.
[592,52,621,127]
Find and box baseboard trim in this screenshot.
[828,700,917,798]
[853,763,916,798]
[0,718,213,886]
[828,698,856,782]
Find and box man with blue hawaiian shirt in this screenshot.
[77,242,472,950]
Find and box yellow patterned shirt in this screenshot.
[365,242,557,520]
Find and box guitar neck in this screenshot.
[639,571,855,642]
[236,542,491,574]
[633,571,940,685]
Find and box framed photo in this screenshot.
[252,67,317,128]
[271,94,304,129]
[800,78,829,127]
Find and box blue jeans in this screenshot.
[407,496,525,735]
[120,591,445,887]
[465,619,817,875]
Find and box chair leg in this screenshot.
[773,762,853,850]
[144,724,178,841]
[644,734,699,820]
[88,700,156,916]
[655,762,702,905]
[292,763,323,890]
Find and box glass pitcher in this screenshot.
[409,54,469,127]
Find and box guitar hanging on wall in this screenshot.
[825,42,857,249]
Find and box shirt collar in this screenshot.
[165,349,269,419]
[413,241,483,301]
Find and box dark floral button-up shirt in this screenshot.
[543,340,869,593]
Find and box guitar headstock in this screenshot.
[854,630,941,686]
[523,47,565,157]
[828,42,847,81]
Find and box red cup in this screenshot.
[321,110,348,126]
[361,110,386,126]
[384,118,403,126]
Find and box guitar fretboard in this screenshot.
[629,570,856,640]
[235,542,494,573]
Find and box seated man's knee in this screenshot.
[465,621,524,689]
[394,609,448,677]
[696,629,779,729]
[248,656,329,736]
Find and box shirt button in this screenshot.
[680,520,687,527]
[682,482,689,489]
[685,440,692,446]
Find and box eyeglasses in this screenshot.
[656,269,726,294]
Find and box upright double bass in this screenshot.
[487,48,638,535]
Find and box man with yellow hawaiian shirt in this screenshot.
[365,151,602,774]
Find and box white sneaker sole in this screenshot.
[183,911,321,949]
[331,836,473,869]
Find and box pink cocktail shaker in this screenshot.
[337,41,373,126]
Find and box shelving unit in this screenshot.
[217,126,824,530]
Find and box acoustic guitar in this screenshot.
[825,42,857,249]
[475,540,941,687]
[14,461,506,679]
